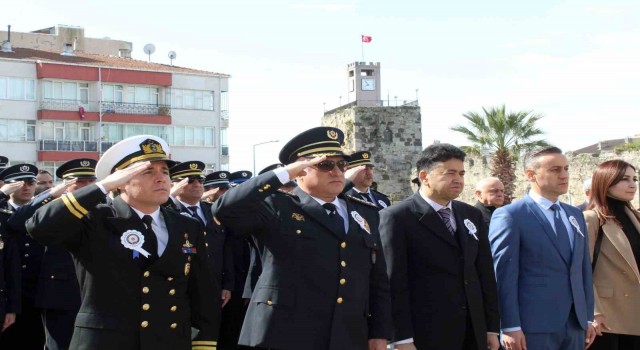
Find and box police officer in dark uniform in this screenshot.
[0,161,20,337]
[213,127,392,350]
[218,170,253,350]
[0,156,9,203]
[202,171,232,203]
[35,158,97,350]
[0,163,46,349]
[166,162,234,311]
[344,151,391,210]
[26,135,220,350]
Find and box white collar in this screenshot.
[310,195,345,212]
[528,190,561,210]
[178,199,201,211]
[419,191,452,212]
[130,206,162,224]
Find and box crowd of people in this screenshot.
[0,126,638,350]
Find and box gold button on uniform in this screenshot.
[141,321,149,328]
[341,261,346,267]
[169,289,176,296]
[267,300,273,306]
[339,279,346,285]
[50,275,55,279]
[337,297,343,304]
[170,306,177,312]
[206,243,209,247]
[142,304,150,311]
[340,242,347,248]
[143,271,150,278]
[142,287,149,294]
[296,230,301,235]
[167,277,173,282]
[170,323,177,329]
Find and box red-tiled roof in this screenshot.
[0,47,229,77]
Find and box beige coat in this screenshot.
[585,208,640,336]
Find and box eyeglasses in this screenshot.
[188,177,205,184]
[313,160,349,173]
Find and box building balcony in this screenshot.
[39,139,98,152]
[38,99,172,124]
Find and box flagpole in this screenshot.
[361,34,364,61]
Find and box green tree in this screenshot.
[451,105,549,203]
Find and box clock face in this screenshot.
[361,78,375,91]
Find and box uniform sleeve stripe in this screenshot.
[192,341,217,345]
[66,192,89,215]
[61,195,83,219]
[192,346,216,350]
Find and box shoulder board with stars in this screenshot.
[346,195,378,208]
[277,189,298,198]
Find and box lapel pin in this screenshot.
[463,219,479,241]
[569,216,585,237]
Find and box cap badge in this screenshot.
[20,165,29,172]
[80,160,90,167]
[189,163,198,170]
[220,173,227,178]
[242,172,247,177]
[140,139,165,155]
[327,130,338,140]
[362,153,369,159]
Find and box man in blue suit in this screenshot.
[489,146,596,350]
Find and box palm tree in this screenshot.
[451,105,549,203]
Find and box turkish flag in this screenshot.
[361,35,372,43]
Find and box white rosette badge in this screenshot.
[350,211,371,234]
[463,219,479,241]
[121,230,151,258]
[568,216,585,237]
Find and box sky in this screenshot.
[6,0,640,172]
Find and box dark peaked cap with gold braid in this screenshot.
[95,135,176,180]
[278,126,350,164]
[347,151,374,168]
[169,161,205,181]
[56,158,97,180]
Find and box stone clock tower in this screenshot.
[323,61,422,202]
[348,62,381,107]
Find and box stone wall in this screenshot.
[457,151,640,207]
[322,106,422,202]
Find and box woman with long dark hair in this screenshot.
[584,159,640,350]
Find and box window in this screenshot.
[0,76,36,101]
[168,88,214,110]
[204,127,214,146]
[0,119,36,142]
[43,80,89,103]
[40,121,95,142]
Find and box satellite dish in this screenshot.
[143,43,156,62]
[168,51,177,66]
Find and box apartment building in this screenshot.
[0,25,230,177]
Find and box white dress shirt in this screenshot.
[130,206,169,257]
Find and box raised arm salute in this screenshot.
[212,127,391,350]
[26,135,220,350]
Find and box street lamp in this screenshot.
[253,140,279,175]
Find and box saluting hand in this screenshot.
[345,165,366,182]
[284,156,327,180]
[170,177,189,198]
[201,187,220,201]
[0,181,24,196]
[2,313,15,332]
[98,161,151,192]
[49,178,77,198]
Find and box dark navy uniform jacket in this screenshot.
[0,208,20,322]
[8,192,80,311]
[213,171,392,350]
[26,185,220,350]
[344,188,391,210]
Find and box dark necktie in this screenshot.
[141,215,159,266]
[437,208,456,236]
[322,203,346,235]
[188,206,205,226]
[550,204,572,262]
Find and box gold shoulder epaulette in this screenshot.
[346,195,378,208]
[0,208,13,215]
[278,189,298,198]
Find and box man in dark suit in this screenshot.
[0,163,46,349]
[379,143,500,350]
[489,146,596,350]
[344,151,391,209]
[213,127,391,350]
[26,135,219,350]
[473,177,505,228]
[6,158,96,350]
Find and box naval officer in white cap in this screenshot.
[26,135,220,350]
